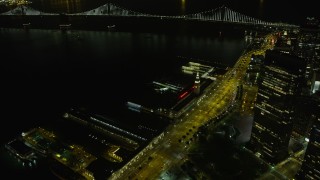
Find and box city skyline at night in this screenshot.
[1,0,320,179]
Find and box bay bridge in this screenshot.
[1,2,298,29]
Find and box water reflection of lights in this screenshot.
[181,0,186,14]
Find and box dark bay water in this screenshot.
[1,26,247,139]
[1,22,248,178]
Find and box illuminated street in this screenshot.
[258,150,304,180]
[110,34,276,180]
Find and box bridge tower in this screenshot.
[194,72,200,95]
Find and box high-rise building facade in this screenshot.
[292,96,319,139]
[296,103,320,179]
[249,50,306,164]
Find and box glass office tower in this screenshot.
[249,50,306,165]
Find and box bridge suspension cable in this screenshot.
[0,3,298,28]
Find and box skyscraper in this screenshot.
[296,102,320,179]
[248,50,306,165]
[291,96,319,139]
